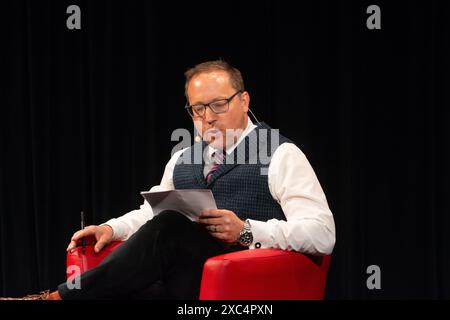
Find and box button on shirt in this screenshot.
[105,118,336,255]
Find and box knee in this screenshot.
[149,210,191,231]
[136,211,198,246]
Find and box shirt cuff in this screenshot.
[248,219,274,249]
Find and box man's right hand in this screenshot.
[66,224,114,253]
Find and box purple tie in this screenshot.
[206,151,225,183]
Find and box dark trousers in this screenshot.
[58,211,245,300]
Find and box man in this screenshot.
[2,60,335,300]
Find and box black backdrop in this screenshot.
[1,0,449,299]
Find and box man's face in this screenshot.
[187,70,250,149]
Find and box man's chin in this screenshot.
[206,138,225,150]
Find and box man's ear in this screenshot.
[240,91,250,113]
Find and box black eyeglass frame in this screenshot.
[185,90,243,118]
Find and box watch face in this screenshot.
[240,231,253,246]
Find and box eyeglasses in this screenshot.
[185,91,242,118]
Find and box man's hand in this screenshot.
[66,224,114,253]
[198,209,244,244]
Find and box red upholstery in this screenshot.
[66,241,124,278]
[199,249,330,300]
[67,241,331,300]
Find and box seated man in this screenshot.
[3,60,335,300]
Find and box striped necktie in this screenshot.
[205,151,225,183]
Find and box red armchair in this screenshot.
[66,241,331,300]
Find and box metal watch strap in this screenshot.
[239,219,253,246]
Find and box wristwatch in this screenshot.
[238,219,253,247]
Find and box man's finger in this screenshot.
[200,209,224,218]
[66,240,77,252]
[70,230,82,241]
[94,236,109,253]
[210,231,227,240]
[94,242,105,253]
[210,232,235,243]
[198,217,222,225]
[67,228,96,251]
[67,230,86,251]
[71,228,92,241]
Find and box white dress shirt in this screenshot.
[105,118,336,255]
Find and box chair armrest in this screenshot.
[66,241,124,278]
[199,249,331,300]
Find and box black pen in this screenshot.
[81,211,85,253]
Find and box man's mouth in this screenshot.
[204,128,222,141]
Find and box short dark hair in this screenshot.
[184,60,245,100]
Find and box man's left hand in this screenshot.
[199,209,244,244]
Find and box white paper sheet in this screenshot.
[140,189,217,222]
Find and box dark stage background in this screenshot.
[2,0,449,299]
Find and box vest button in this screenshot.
[255,242,261,249]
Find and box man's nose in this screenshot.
[204,106,217,125]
